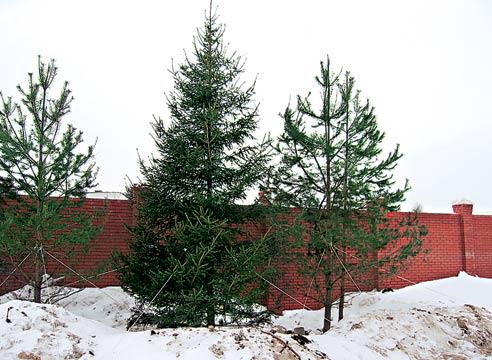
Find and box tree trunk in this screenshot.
[206,309,215,326]
[206,287,215,326]
[34,84,47,304]
[323,279,333,332]
[338,73,350,322]
[322,57,333,333]
[205,267,215,326]
[33,251,42,303]
[338,250,346,321]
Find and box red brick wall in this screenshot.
[378,211,465,289]
[71,198,134,287]
[268,202,492,311]
[472,216,492,278]
[0,198,134,293]
[2,199,492,312]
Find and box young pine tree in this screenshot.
[270,57,426,332]
[117,6,277,327]
[333,71,426,321]
[0,57,100,303]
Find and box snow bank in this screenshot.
[273,272,492,359]
[0,272,491,359]
[0,300,115,359]
[57,287,135,328]
[0,285,135,329]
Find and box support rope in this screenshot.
[0,251,32,289]
[104,267,177,358]
[126,268,176,332]
[255,271,315,311]
[45,250,124,306]
[64,267,126,287]
[302,249,326,308]
[330,244,362,293]
[331,245,465,304]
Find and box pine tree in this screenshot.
[333,71,426,322]
[116,5,277,327]
[0,57,100,303]
[270,57,426,331]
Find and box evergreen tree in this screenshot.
[270,57,426,331]
[117,5,277,327]
[0,57,100,303]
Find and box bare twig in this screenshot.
[259,329,301,360]
[47,287,84,304]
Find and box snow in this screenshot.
[57,287,135,328]
[273,272,492,359]
[0,286,135,329]
[86,191,126,200]
[0,272,491,359]
[452,199,474,205]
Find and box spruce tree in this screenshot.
[117,5,276,327]
[0,57,99,303]
[270,57,426,331]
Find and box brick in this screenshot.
[1,199,491,312]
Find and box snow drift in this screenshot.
[0,272,490,359]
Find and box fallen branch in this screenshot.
[259,329,301,360]
[48,287,84,304]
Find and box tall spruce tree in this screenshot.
[117,5,277,327]
[0,57,99,303]
[270,57,426,332]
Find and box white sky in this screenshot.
[1,0,491,213]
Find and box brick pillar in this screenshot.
[452,201,476,275]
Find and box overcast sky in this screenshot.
[1,0,491,213]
